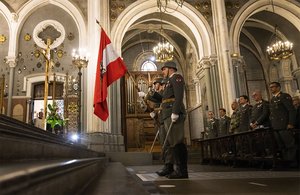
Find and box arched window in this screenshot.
[141,60,157,71]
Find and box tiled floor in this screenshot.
[83,162,300,194]
[128,164,300,194]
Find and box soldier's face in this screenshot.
[252,93,261,101]
[239,97,247,105]
[162,67,169,77]
[208,112,214,118]
[269,84,280,94]
[154,83,160,90]
[231,102,238,110]
[293,98,300,107]
[219,110,225,117]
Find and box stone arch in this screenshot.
[0,1,12,30]
[111,0,215,61]
[230,0,300,54]
[7,0,86,57]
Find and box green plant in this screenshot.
[46,102,65,130]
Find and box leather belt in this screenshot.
[154,107,162,111]
[162,98,175,104]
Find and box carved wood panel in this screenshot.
[124,71,162,151]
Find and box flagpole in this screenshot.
[96,19,104,120]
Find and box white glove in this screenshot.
[150,111,156,119]
[171,113,179,122]
[138,91,146,98]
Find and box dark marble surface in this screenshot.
[85,163,300,194]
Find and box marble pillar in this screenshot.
[292,68,300,90]
[84,0,124,152]
[5,57,16,117]
[278,58,293,94]
[232,56,247,97]
[211,0,236,112]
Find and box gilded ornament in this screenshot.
[34,50,40,58]
[195,2,201,10]
[57,49,63,58]
[24,33,31,41]
[118,3,125,10]
[67,32,74,41]
[0,34,6,43]
[111,3,117,11]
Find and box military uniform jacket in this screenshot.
[229,110,240,133]
[250,99,270,127]
[218,115,231,136]
[270,92,296,130]
[145,89,162,110]
[161,73,186,120]
[295,106,300,129]
[205,118,219,138]
[238,104,252,132]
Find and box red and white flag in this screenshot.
[94,28,127,121]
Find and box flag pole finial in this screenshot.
[96,19,102,27]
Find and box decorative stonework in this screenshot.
[33,20,65,49]
[110,0,136,25]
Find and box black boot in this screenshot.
[168,143,188,179]
[156,163,174,176]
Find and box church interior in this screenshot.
[0,0,300,194]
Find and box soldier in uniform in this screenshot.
[238,95,252,132]
[250,90,270,129]
[145,77,164,111]
[229,100,240,134]
[205,111,218,138]
[157,61,188,179]
[250,90,270,157]
[218,108,230,137]
[292,96,300,129]
[269,82,296,162]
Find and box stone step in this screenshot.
[0,158,108,195]
[0,114,104,160]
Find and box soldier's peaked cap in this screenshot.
[153,77,163,84]
[161,61,177,71]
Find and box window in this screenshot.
[141,60,157,71]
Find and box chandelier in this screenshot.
[157,0,184,12]
[266,25,293,60]
[153,38,174,62]
[266,0,293,61]
[153,1,178,62]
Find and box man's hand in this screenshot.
[171,113,179,122]
[150,111,156,119]
[138,91,146,98]
[287,124,294,129]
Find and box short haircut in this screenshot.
[240,95,249,101]
[219,108,226,113]
[270,81,281,88]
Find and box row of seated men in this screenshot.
[203,82,300,165]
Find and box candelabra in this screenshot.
[72,48,89,139]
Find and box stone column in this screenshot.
[232,56,247,97]
[209,56,222,114]
[278,58,293,94]
[192,78,201,105]
[5,57,16,117]
[211,0,235,112]
[85,0,124,152]
[292,68,300,90]
[199,57,213,111]
[84,0,107,151]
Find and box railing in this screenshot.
[196,127,299,168]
